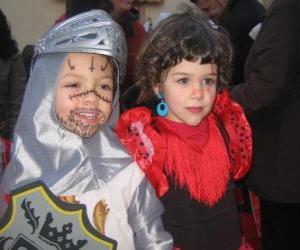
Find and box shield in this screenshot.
[0,181,117,250]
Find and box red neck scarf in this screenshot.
[155,114,230,206]
[117,91,252,206]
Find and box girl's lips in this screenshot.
[186,107,203,113]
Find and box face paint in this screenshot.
[89,56,95,72]
[68,58,75,70]
[56,53,114,137]
[101,58,109,71]
[69,89,112,104]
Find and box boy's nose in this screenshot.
[83,90,98,104]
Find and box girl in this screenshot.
[0,10,172,249]
[117,7,252,250]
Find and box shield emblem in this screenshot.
[0,181,117,249]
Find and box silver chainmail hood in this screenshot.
[1,10,133,196]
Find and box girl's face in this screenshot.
[55,53,114,137]
[155,59,217,126]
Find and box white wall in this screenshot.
[0,0,65,49]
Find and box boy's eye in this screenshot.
[202,77,216,86]
[177,78,189,85]
[65,82,80,88]
[97,83,112,91]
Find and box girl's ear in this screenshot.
[152,83,160,97]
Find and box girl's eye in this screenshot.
[177,78,189,85]
[202,77,216,86]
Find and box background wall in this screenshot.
[1,0,272,50]
[0,0,65,49]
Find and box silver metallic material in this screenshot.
[128,178,174,249]
[35,9,127,84]
[1,10,132,197]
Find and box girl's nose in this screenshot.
[191,85,204,99]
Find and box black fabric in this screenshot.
[260,198,300,250]
[219,0,265,86]
[161,180,241,250]
[230,0,300,203]
[0,54,27,139]
[122,7,140,36]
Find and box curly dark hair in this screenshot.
[136,6,233,104]
[0,9,19,60]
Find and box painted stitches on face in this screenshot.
[69,89,112,104]
[56,109,107,138]
[55,53,114,137]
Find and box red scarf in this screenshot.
[117,91,252,206]
[155,115,230,206]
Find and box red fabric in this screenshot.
[1,137,11,205]
[122,21,147,92]
[117,90,252,204]
[156,117,209,149]
[5,194,10,205]
[54,13,66,24]
[212,90,252,180]
[1,137,11,169]
[117,107,168,197]
[156,115,230,206]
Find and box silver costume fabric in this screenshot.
[1,10,132,196]
[128,178,173,249]
[0,11,173,248]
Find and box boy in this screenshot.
[0,10,172,249]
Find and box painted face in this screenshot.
[55,53,114,137]
[156,59,217,126]
[111,0,133,15]
[195,0,226,20]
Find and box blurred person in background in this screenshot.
[111,0,147,94]
[230,0,300,249]
[0,9,27,140]
[190,0,265,86]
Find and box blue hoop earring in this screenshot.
[156,93,169,117]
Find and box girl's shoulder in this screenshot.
[116,107,168,197]
[213,91,253,180]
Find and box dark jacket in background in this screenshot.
[0,54,27,139]
[230,0,300,203]
[220,0,265,86]
[120,8,147,94]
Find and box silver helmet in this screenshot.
[35,9,127,85]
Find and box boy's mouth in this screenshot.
[74,109,101,125]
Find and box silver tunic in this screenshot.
[1,9,132,196]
